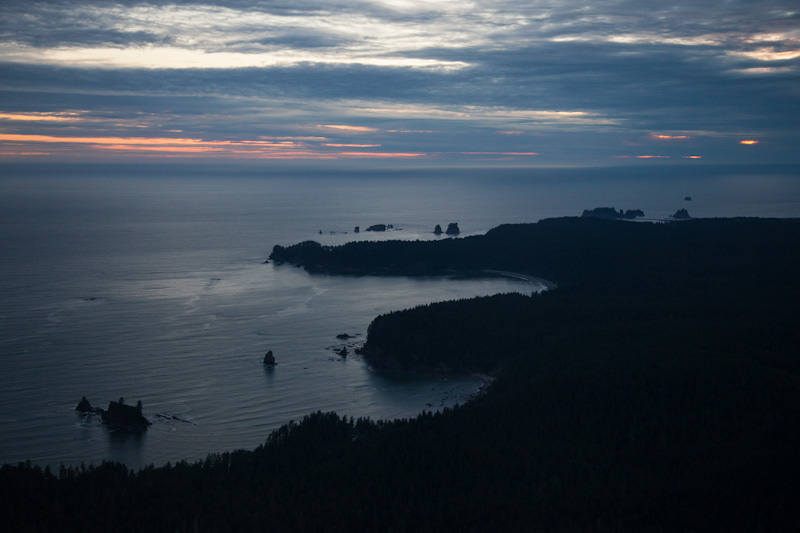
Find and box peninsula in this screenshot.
[4,217,799,531]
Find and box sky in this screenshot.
[1,0,798,167]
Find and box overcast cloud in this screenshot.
[1,0,798,165]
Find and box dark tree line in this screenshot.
[270,217,800,287]
[3,217,800,531]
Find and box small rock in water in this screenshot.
[263,350,276,366]
[75,396,94,413]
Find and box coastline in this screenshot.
[472,372,496,393]
[481,269,558,290]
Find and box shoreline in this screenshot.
[472,372,497,393]
[481,269,558,290]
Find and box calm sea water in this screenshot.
[1,165,798,469]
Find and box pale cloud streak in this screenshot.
[1,0,798,165]
[0,43,470,70]
[336,102,617,126]
[0,2,486,70]
[319,125,380,133]
[651,134,691,140]
[728,47,800,61]
[0,111,86,122]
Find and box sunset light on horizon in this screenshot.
[0,0,797,167]
[1,3,800,528]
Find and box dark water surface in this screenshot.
[1,166,798,469]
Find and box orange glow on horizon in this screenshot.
[322,143,381,147]
[651,134,691,140]
[337,152,424,158]
[0,133,429,159]
[740,139,760,145]
[0,133,202,145]
[616,154,700,160]
[96,145,224,153]
[460,152,539,155]
[0,112,84,122]
[0,133,304,148]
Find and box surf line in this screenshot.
[481,270,557,291]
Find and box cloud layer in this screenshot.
[1,0,798,164]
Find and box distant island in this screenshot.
[75,397,150,432]
[581,207,644,219]
[4,217,800,531]
[365,223,388,232]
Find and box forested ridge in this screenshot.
[270,217,799,286]
[3,217,800,531]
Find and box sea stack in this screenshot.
[101,399,150,432]
[75,396,94,413]
[445,223,460,235]
[263,350,276,366]
[434,224,443,235]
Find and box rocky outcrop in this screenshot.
[582,207,619,219]
[434,224,443,235]
[582,207,644,220]
[354,226,360,233]
[78,397,150,431]
[102,399,150,432]
[445,223,460,235]
[75,396,95,413]
[366,224,387,232]
[263,350,276,366]
[671,208,691,219]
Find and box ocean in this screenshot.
[1,164,798,470]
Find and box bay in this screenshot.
[1,164,798,469]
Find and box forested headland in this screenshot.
[2,217,800,531]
